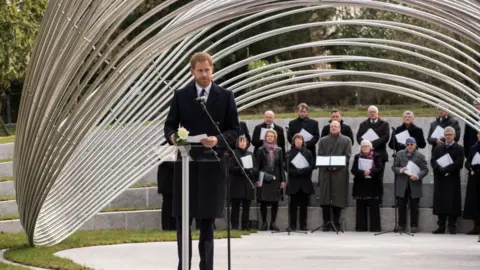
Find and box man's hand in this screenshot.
[255,182,260,188]
[364,169,371,176]
[170,134,176,144]
[401,167,407,173]
[436,138,444,145]
[200,136,218,148]
[410,175,419,181]
[280,182,286,189]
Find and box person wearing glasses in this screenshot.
[427,106,461,154]
[389,111,426,152]
[392,137,429,233]
[431,126,464,234]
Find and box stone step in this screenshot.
[0,143,14,160]
[0,181,14,196]
[0,207,475,234]
[0,162,12,178]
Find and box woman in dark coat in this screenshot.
[351,139,384,232]
[229,135,256,230]
[157,160,176,231]
[463,131,480,234]
[285,133,315,231]
[256,129,285,231]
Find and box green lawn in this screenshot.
[0,176,14,182]
[130,183,158,188]
[0,158,13,163]
[0,195,15,201]
[0,262,29,270]
[0,229,252,270]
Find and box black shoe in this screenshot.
[269,223,280,231]
[432,227,446,234]
[394,225,405,233]
[410,227,418,234]
[448,227,457,235]
[370,228,381,232]
[356,228,367,232]
[322,223,330,232]
[290,226,296,231]
[300,225,307,231]
[260,223,268,231]
[465,228,479,235]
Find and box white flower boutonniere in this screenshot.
[175,126,190,145]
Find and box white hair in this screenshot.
[403,110,414,117]
[444,126,456,135]
[360,140,372,148]
[368,105,379,113]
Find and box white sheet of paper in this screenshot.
[299,129,313,142]
[430,126,445,139]
[291,152,309,169]
[330,156,346,166]
[472,152,480,165]
[187,133,208,143]
[240,155,253,169]
[358,158,373,170]
[436,153,454,168]
[361,128,379,141]
[395,130,410,145]
[405,161,421,176]
[259,127,271,140]
[316,156,330,166]
[258,171,264,187]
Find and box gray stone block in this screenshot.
[126,210,161,230]
[0,181,14,196]
[0,162,12,177]
[0,143,14,160]
[79,218,95,231]
[92,212,126,230]
[0,200,18,216]
[135,166,157,185]
[0,220,23,233]
[147,188,163,208]
[109,188,148,208]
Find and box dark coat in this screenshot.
[164,81,240,218]
[256,146,285,202]
[229,148,256,200]
[252,123,286,157]
[356,118,390,162]
[157,161,175,195]
[463,121,478,157]
[431,142,464,217]
[388,123,426,152]
[351,152,384,198]
[321,120,354,145]
[463,144,480,220]
[285,147,315,196]
[231,121,251,149]
[287,117,320,155]
[427,117,461,154]
[392,150,429,199]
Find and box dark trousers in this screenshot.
[321,205,342,225]
[161,194,176,231]
[231,199,251,230]
[355,199,381,231]
[176,218,215,270]
[260,201,278,224]
[397,187,420,227]
[437,215,458,229]
[289,191,309,229]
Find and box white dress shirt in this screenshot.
[196,82,212,103]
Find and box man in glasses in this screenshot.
[389,111,426,152]
[392,137,429,233]
[430,126,464,234]
[427,106,461,154]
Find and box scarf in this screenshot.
[360,150,375,169]
[263,141,278,166]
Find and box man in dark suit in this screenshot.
[157,156,176,231]
[356,105,390,163]
[463,100,480,157]
[164,52,239,270]
[321,109,354,144]
[287,103,320,155]
[251,110,286,156]
[389,111,426,152]
[427,106,461,154]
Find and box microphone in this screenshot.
[285,126,289,131]
[196,96,206,103]
[391,127,395,131]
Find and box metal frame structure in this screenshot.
[13,0,480,246]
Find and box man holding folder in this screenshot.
[356,106,390,163]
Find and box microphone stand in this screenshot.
[272,126,307,235]
[197,97,255,270]
[375,126,413,236]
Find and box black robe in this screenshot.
[256,146,285,202]
[356,118,390,162]
[427,117,461,154]
[157,161,174,195]
[463,120,478,157]
[287,117,320,155]
[463,144,480,220]
[252,123,286,157]
[388,123,426,152]
[351,152,384,198]
[285,147,315,196]
[431,142,464,217]
[229,148,256,200]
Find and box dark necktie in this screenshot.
[199,89,206,98]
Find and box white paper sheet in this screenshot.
[299,129,313,142]
[291,152,309,169]
[240,155,253,169]
[430,126,445,139]
[187,133,208,143]
[316,156,330,166]
[358,158,373,170]
[330,156,346,166]
[436,153,454,168]
[405,161,421,176]
[258,171,264,187]
[472,152,480,165]
[395,130,410,145]
[361,128,379,141]
[259,127,271,140]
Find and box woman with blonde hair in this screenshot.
[256,129,285,231]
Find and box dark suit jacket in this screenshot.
[427,117,461,154]
[321,120,354,145]
[287,117,320,155]
[356,118,390,162]
[388,123,426,152]
[463,120,478,157]
[251,123,286,157]
[164,81,240,218]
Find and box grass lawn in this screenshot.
[0,176,13,182]
[0,262,29,270]
[0,195,15,201]
[0,229,252,270]
[130,183,157,188]
[0,158,13,163]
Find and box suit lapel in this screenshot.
[206,82,219,108]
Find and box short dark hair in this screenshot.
[297,103,308,111]
[331,109,340,114]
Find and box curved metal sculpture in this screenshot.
[14,0,480,246]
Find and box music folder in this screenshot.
[316,156,347,167]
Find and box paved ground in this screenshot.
[56,232,480,270]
